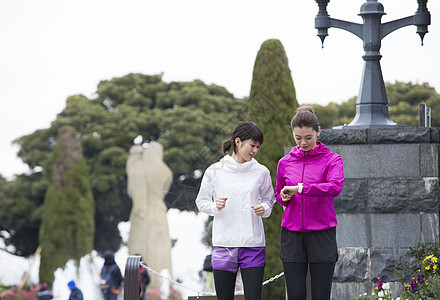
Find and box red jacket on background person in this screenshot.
[139,265,150,300]
[275,141,344,232]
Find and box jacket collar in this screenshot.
[289,141,330,158]
[221,154,255,171]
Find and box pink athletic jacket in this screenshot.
[275,141,344,232]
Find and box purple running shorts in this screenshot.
[211,246,266,273]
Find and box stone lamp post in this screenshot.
[314,0,431,129]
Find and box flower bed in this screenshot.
[355,243,440,300]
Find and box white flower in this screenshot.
[378,290,384,297]
[383,282,391,290]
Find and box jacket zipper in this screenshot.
[301,151,306,232]
[238,167,242,240]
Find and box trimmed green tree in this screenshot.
[8,74,244,255]
[249,39,299,298]
[39,126,95,285]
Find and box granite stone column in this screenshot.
[325,127,439,299]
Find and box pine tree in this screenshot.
[39,126,95,285]
[249,39,298,298]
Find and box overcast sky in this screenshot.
[1,0,439,179]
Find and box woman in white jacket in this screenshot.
[196,121,276,300]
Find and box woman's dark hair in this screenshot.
[290,106,319,132]
[221,121,263,154]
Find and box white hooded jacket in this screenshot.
[196,155,276,247]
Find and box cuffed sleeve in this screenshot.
[275,159,289,206]
[259,170,276,218]
[195,168,219,216]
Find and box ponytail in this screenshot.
[221,140,233,154]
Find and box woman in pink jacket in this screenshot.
[276,106,344,300]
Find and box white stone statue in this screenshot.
[126,142,173,289]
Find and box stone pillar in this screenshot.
[319,127,440,299]
[126,142,173,289]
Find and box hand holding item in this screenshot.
[216,197,228,210]
[251,204,265,216]
[280,185,300,202]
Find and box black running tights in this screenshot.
[213,266,265,300]
[282,262,335,300]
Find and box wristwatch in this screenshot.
[298,183,303,193]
